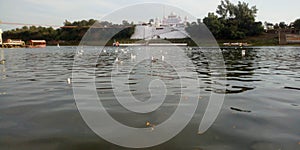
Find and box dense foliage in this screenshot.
[294,19,300,30]
[200,0,264,39]
[3,26,58,42]
[2,19,134,45]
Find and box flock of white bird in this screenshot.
[68,47,246,84]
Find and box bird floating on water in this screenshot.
[242,49,246,56]
[67,78,71,84]
[115,57,122,64]
[151,56,158,63]
[77,49,84,55]
[130,53,136,60]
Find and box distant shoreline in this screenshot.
[45,33,300,47]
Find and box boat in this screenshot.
[27,40,46,48]
[2,39,26,48]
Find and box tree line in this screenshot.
[265,19,300,31]
[2,19,134,45]
[201,0,263,39]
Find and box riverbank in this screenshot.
[11,32,300,47]
[218,32,277,46]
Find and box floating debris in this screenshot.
[0,92,6,95]
[0,59,5,64]
[230,107,251,113]
[291,104,299,107]
[146,121,151,126]
[284,86,300,91]
[146,121,155,131]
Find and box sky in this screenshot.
[0,0,300,31]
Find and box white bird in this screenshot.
[161,55,165,61]
[151,56,158,63]
[242,50,246,56]
[103,49,106,53]
[67,78,71,84]
[77,49,84,55]
[115,57,122,64]
[131,53,136,60]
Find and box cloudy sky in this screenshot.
[1,0,299,30]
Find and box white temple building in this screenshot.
[131,12,189,40]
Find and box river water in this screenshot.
[0,46,299,150]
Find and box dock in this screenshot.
[223,42,250,47]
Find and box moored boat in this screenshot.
[27,40,46,48]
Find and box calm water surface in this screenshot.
[0,46,299,150]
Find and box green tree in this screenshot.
[64,20,72,26]
[293,19,300,29]
[148,19,154,24]
[122,20,130,26]
[201,0,263,39]
[216,0,235,18]
[203,12,223,38]
[274,23,280,30]
[279,22,287,29]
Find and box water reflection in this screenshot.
[186,47,257,94]
[0,49,6,80]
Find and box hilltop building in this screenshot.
[131,12,189,40]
